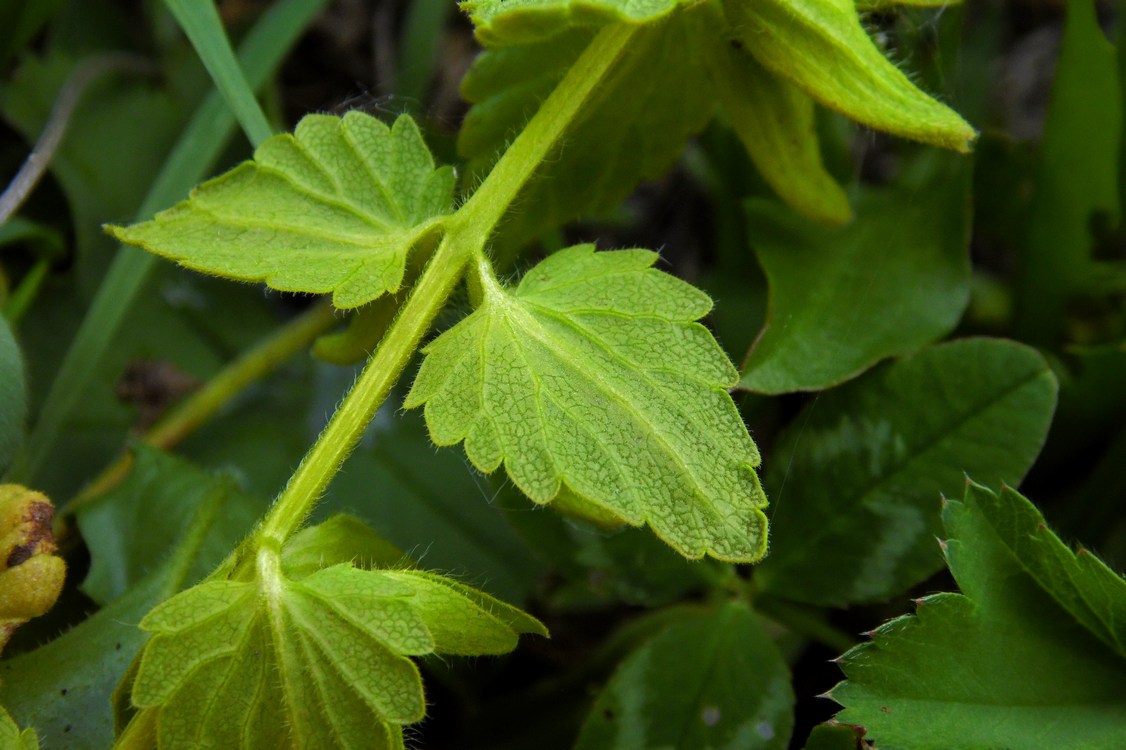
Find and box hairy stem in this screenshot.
[250,22,640,551]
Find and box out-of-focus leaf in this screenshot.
[75,444,267,605]
[111,113,455,309]
[324,407,545,604]
[406,246,768,562]
[711,48,851,225]
[0,318,27,474]
[500,485,731,608]
[281,514,409,580]
[830,482,1126,748]
[755,338,1058,607]
[728,0,975,152]
[0,52,185,292]
[0,0,66,67]
[1015,0,1121,343]
[458,0,971,245]
[740,160,971,393]
[574,602,793,749]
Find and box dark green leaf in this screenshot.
[801,723,865,750]
[574,602,793,749]
[1015,0,1121,343]
[755,338,1057,606]
[322,406,546,603]
[830,482,1126,748]
[75,444,267,605]
[740,159,971,393]
[0,451,260,749]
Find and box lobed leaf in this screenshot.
[458,0,973,244]
[574,602,793,749]
[830,482,1126,748]
[133,554,545,749]
[110,113,455,309]
[755,338,1057,606]
[405,245,768,562]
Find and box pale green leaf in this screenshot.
[574,602,793,749]
[709,45,851,225]
[132,542,544,749]
[0,317,26,474]
[458,0,973,244]
[463,0,679,47]
[110,113,454,309]
[728,0,976,152]
[459,4,719,249]
[755,338,1057,606]
[830,482,1126,749]
[740,158,971,393]
[0,706,38,750]
[405,245,768,562]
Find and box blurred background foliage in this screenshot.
[0,0,1123,748]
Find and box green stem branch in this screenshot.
[250,22,640,552]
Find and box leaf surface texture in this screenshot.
[111,113,454,309]
[406,246,768,561]
[134,559,544,749]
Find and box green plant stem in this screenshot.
[61,300,337,518]
[754,594,856,654]
[251,22,640,552]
